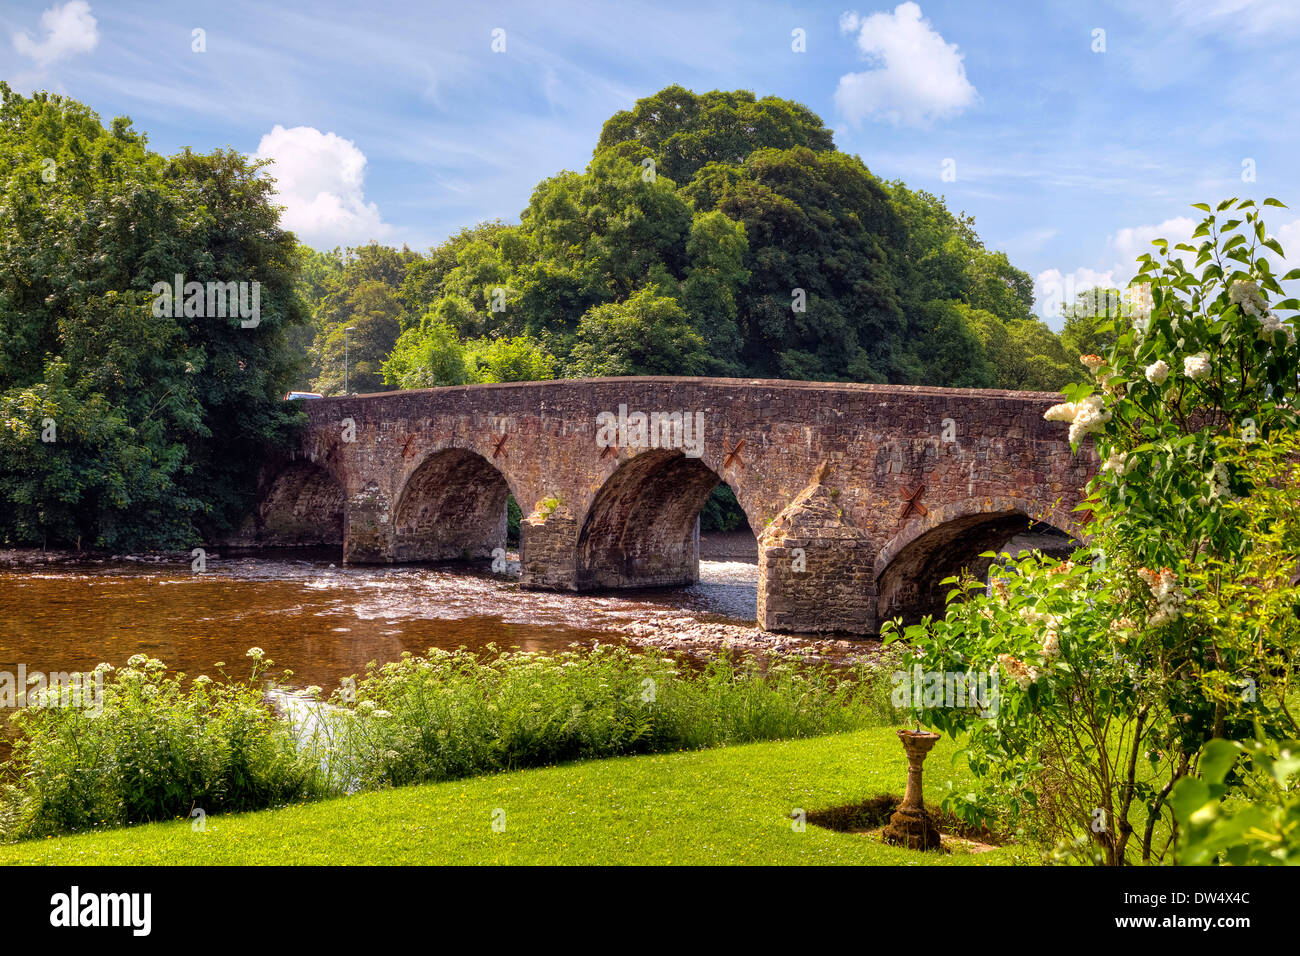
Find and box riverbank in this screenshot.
[0,548,200,568]
[0,727,1027,865]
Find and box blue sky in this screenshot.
[3,0,1298,327]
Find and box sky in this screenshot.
[2,0,1298,328]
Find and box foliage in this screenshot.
[0,85,308,549]
[1171,736,1300,865]
[700,483,746,533]
[382,311,558,389]
[567,289,710,377]
[303,86,1074,391]
[1,645,891,841]
[884,198,1300,864]
[1060,286,1123,360]
[320,644,889,790]
[965,306,1080,391]
[382,314,472,389]
[1,652,316,839]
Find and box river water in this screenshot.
[0,543,763,697]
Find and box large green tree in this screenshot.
[0,84,306,548]
[323,85,1073,393]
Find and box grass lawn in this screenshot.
[0,727,1034,865]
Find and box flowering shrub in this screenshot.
[886,198,1300,864]
[315,643,888,791]
[1,652,316,839]
[2,644,891,840]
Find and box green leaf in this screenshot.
[1198,738,1240,785]
[1169,777,1212,823]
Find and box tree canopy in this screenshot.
[293,85,1084,396]
[0,84,307,549]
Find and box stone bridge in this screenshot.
[234,377,1097,635]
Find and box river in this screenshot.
[0,534,844,700]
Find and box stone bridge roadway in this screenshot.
[234,377,1097,635]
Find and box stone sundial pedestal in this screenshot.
[882,728,942,851]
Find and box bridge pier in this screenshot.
[342,481,394,563]
[756,469,878,634]
[518,502,581,589]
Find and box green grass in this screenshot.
[0,728,1034,865]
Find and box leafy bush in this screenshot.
[2,644,892,840]
[319,644,889,790]
[1172,736,1300,865]
[1,651,319,839]
[886,198,1300,864]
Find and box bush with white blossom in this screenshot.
[884,198,1300,865]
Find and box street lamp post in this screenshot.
[344,326,357,395]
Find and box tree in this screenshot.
[0,84,306,548]
[358,85,1070,394]
[313,280,402,394]
[382,315,471,389]
[465,335,557,383]
[567,290,710,377]
[965,307,1079,391]
[1060,286,1123,360]
[596,85,835,186]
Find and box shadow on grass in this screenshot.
[806,793,1008,854]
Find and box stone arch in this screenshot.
[391,447,515,564]
[873,496,1080,628]
[246,459,346,549]
[574,448,757,589]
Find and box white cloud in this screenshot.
[834,2,976,128]
[1277,218,1300,266]
[1167,0,1300,37]
[1111,216,1198,270]
[250,125,391,248]
[1032,214,1282,327]
[12,1,98,65]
